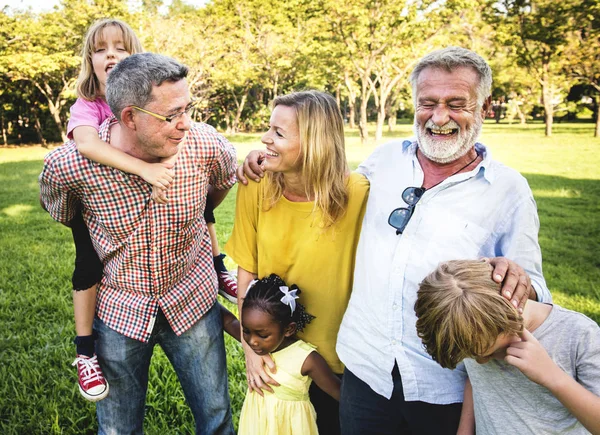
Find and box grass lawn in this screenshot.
[0,121,598,433]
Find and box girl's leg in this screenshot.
[73,285,97,359]
[207,222,221,257]
[71,208,102,352]
[204,195,237,302]
[70,209,108,401]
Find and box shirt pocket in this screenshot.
[87,171,150,243]
[167,169,207,230]
[421,211,491,262]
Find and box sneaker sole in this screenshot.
[78,383,109,402]
[218,290,237,304]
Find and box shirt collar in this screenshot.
[404,138,495,185]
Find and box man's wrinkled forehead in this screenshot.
[414,66,481,98]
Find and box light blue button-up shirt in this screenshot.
[337,140,551,403]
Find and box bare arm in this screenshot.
[301,351,341,401]
[505,329,600,434]
[219,303,240,342]
[208,185,230,209]
[456,378,475,435]
[73,126,175,190]
[237,266,279,395]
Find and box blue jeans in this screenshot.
[94,303,233,435]
[340,366,461,435]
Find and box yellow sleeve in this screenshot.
[225,181,261,274]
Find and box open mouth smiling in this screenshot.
[427,127,458,137]
[265,150,279,157]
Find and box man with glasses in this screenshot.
[40,53,236,434]
[335,47,552,434]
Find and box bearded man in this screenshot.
[236,47,551,435]
[334,46,551,434]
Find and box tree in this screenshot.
[563,0,600,137]
[488,0,579,136]
[0,14,78,141]
[323,0,406,143]
[322,0,463,143]
[0,0,133,142]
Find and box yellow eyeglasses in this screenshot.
[131,102,195,123]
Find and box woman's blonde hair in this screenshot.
[263,90,349,227]
[76,18,143,101]
[414,260,524,369]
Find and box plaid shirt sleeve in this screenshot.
[204,125,237,190]
[39,145,80,225]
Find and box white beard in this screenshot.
[415,117,482,164]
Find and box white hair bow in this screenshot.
[246,279,258,294]
[279,286,299,315]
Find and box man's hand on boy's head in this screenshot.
[236,150,265,185]
[505,329,561,389]
[484,257,533,313]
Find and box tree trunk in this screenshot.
[595,96,600,138]
[35,81,68,143]
[1,112,7,146]
[346,99,354,129]
[358,95,369,144]
[48,100,67,142]
[543,96,553,137]
[222,101,233,135]
[344,71,357,129]
[358,75,370,144]
[388,114,396,132]
[33,113,47,147]
[232,92,248,135]
[541,66,553,137]
[375,106,385,141]
[517,105,526,124]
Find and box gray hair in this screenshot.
[106,52,189,120]
[410,47,492,107]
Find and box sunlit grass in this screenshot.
[0,121,598,433]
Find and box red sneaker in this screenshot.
[72,354,109,402]
[218,271,238,303]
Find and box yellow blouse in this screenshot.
[226,172,369,373]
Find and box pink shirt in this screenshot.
[66,98,113,139]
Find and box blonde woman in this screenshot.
[226,91,369,434]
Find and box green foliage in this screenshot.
[486,0,590,135]
[1,0,599,142]
[0,0,137,143]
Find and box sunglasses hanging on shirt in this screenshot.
[388,152,480,235]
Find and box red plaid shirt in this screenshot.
[40,118,237,342]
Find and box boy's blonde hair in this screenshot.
[415,260,523,369]
[76,19,143,101]
[263,90,349,228]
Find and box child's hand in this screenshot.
[504,328,562,388]
[152,186,168,204]
[141,163,175,190]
